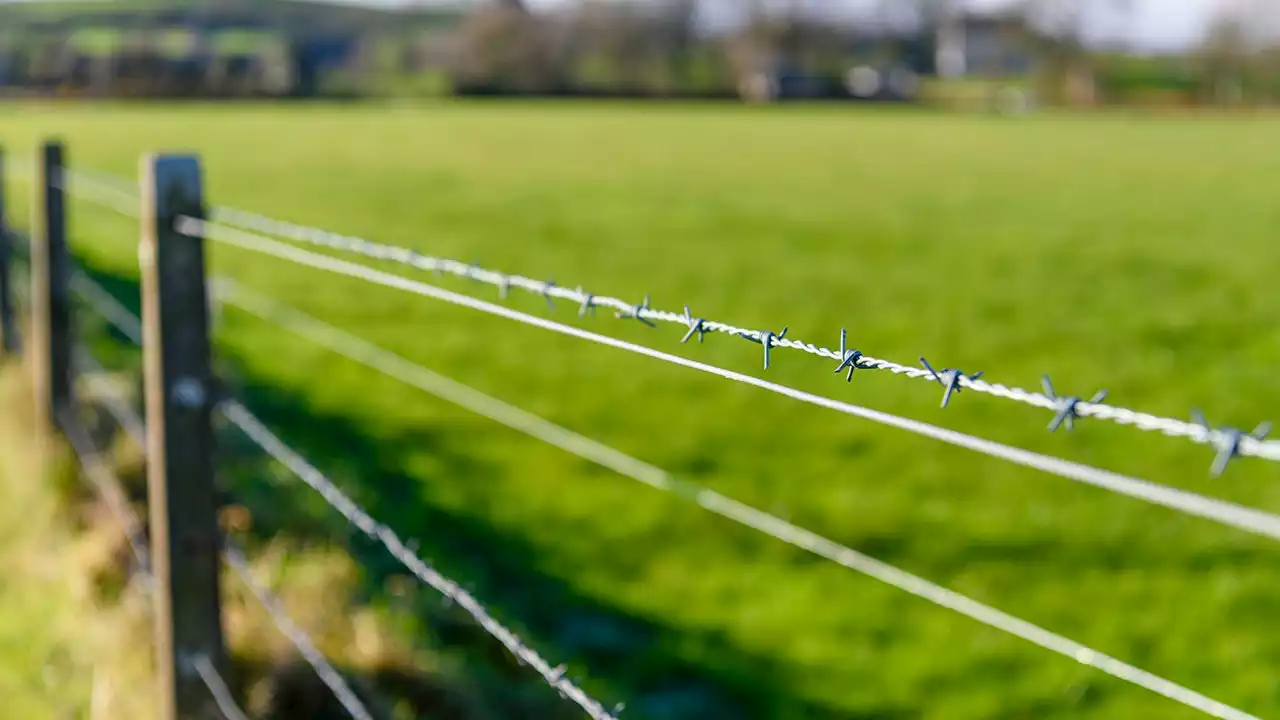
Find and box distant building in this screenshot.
[0,0,461,98]
[935,12,1035,78]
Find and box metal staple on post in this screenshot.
[140,153,229,720]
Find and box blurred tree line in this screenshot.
[448,0,932,100]
[1020,0,1280,107]
[447,0,1280,106]
[0,0,1276,107]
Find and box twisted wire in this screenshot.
[53,166,1280,470]
[223,542,376,720]
[213,279,1260,720]
[203,205,1279,469]
[191,220,1280,543]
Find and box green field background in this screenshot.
[3,102,1279,719]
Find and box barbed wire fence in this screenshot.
[2,143,623,720]
[0,142,1276,720]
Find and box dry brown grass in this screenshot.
[0,355,509,720]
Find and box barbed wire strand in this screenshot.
[64,269,622,720]
[221,400,622,720]
[51,168,1280,470]
[222,541,376,720]
[186,219,1280,545]
[205,207,1276,467]
[190,654,250,720]
[211,278,1260,720]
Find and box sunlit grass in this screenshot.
[3,102,1279,718]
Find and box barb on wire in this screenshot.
[616,294,656,328]
[920,358,983,409]
[224,543,376,720]
[219,400,620,720]
[212,280,1261,720]
[188,654,250,720]
[541,278,557,311]
[577,287,596,317]
[834,329,865,383]
[1042,376,1108,433]
[56,167,1280,467]
[1192,411,1273,478]
[680,305,708,344]
[742,326,788,370]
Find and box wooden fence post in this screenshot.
[0,147,19,355]
[31,140,72,431]
[140,153,228,720]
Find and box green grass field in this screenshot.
[3,102,1280,719]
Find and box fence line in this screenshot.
[58,405,153,585]
[7,151,378,720]
[194,219,1280,544]
[76,240,1270,719]
[1,199,240,718]
[50,166,1280,472]
[9,149,1275,719]
[73,336,374,720]
[69,266,620,720]
[62,341,250,720]
[212,279,1262,720]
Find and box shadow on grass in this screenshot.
[69,261,904,720]
[55,256,1280,720]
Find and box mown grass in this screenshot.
[3,102,1280,719]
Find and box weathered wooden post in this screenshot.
[139,153,229,720]
[31,141,73,431]
[0,147,19,355]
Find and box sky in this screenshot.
[0,0,1231,51]
[328,0,1228,50]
